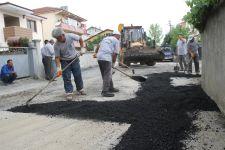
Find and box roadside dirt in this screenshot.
[8,72,220,150]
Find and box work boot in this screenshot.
[101,91,115,97]
[77,89,87,95]
[109,88,119,93]
[66,93,73,101]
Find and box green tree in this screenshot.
[162,34,172,46]
[184,0,219,32]
[148,24,163,46]
[146,36,154,48]
[86,35,103,51]
[162,24,190,50]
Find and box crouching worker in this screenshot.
[52,28,86,101]
[96,31,120,97]
[0,59,17,84]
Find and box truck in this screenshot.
[119,25,164,66]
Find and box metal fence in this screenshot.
[0,47,29,54]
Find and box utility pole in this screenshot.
[168,20,172,32]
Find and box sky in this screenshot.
[0,0,190,35]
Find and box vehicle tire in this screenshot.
[140,61,145,65]
[146,61,156,66]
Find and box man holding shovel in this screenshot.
[187,36,200,75]
[96,31,121,97]
[52,28,86,101]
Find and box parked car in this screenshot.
[161,47,174,62]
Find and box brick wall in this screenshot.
[3,26,32,41]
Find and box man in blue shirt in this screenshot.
[187,36,200,75]
[0,59,17,84]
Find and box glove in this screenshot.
[93,53,97,58]
[191,52,195,58]
[80,47,86,56]
[57,67,62,77]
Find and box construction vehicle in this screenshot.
[118,24,164,66]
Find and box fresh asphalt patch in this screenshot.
[8,72,219,150]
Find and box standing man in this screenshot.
[41,40,48,79]
[96,31,120,97]
[41,39,55,80]
[49,39,57,78]
[52,28,86,101]
[187,36,200,75]
[0,59,17,84]
[176,34,187,71]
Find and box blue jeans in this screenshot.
[51,60,57,78]
[1,73,17,84]
[61,59,84,93]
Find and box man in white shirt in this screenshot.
[41,40,55,80]
[176,34,187,71]
[96,31,121,97]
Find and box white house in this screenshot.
[33,6,87,48]
[0,2,45,47]
[87,26,102,36]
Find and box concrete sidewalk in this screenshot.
[0,64,98,99]
[0,78,48,98]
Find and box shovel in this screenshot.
[114,67,146,82]
[119,62,135,74]
[25,54,81,107]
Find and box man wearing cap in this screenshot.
[187,36,200,75]
[176,34,187,71]
[52,28,86,101]
[95,31,120,97]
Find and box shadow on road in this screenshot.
[8,72,219,150]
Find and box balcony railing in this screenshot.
[56,22,86,35]
[3,26,32,41]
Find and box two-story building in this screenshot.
[87,26,102,36]
[0,2,46,47]
[33,6,87,47]
[85,29,113,43]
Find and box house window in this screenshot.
[27,19,37,32]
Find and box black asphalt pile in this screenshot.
[8,72,219,150]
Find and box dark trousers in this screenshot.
[61,59,84,93]
[42,56,53,80]
[1,73,17,84]
[178,55,187,70]
[98,60,114,92]
[188,54,200,73]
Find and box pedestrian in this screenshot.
[0,59,17,84]
[96,31,120,97]
[187,36,200,75]
[49,39,57,78]
[176,34,187,71]
[52,28,86,101]
[41,39,55,80]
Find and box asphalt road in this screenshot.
[0,62,225,150]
